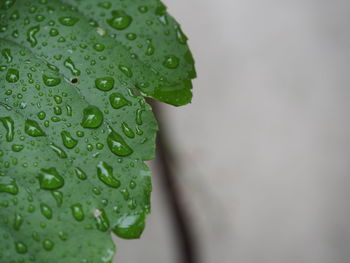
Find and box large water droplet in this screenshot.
[112,213,146,239]
[0,116,14,141]
[38,168,64,190]
[163,55,179,69]
[74,167,87,180]
[122,122,135,138]
[59,16,79,26]
[81,106,103,129]
[1,48,13,62]
[40,203,53,219]
[107,130,133,156]
[25,119,45,137]
[107,10,132,30]
[95,77,114,91]
[97,161,120,188]
[94,209,110,232]
[27,25,40,47]
[6,68,19,83]
[0,179,18,195]
[42,74,61,86]
[50,143,67,158]
[64,57,80,76]
[43,239,54,251]
[61,131,78,149]
[13,213,23,231]
[118,65,133,78]
[109,93,131,109]
[71,204,84,221]
[15,241,27,254]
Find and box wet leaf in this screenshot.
[0,0,195,262]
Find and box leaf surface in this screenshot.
[0,0,195,262]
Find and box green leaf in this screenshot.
[0,0,195,262]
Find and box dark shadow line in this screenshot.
[150,100,199,263]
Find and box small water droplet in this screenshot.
[74,167,87,180]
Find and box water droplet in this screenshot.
[71,204,84,221]
[59,16,79,26]
[0,116,14,141]
[49,28,59,36]
[1,0,16,10]
[25,119,45,137]
[112,214,145,239]
[1,48,13,62]
[107,10,132,30]
[138,6,148,13]
[51,191,63,207]
[27,25,40,47]
[97,161,120,188]
[93,43,105,52]
[109,93,130,109]
[118,64,133,78]
[163,55,179,69]
[11,144,24,152]
[6,68,19,83]
[43,239,54,251]
[81,105,103,129]
[74,167,87,180]
[0,180,18,195]
[121,122,135,138]
[13,213,23,231]
[15,241,27,254]
[98,2,112,9]
[61,131,78,149]
[95,77,114,91]
[40,203,52,219]
[175,25,188,44]
[135,109,143,125]
[94,208,110,232]
[107,130,133,156]
[64,57,80,76]
[49,143,67,158]
[38,167,64,190]
[42,74,61,86]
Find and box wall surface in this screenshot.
[115,0,350,262]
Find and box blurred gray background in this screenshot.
[114,0,350,262]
